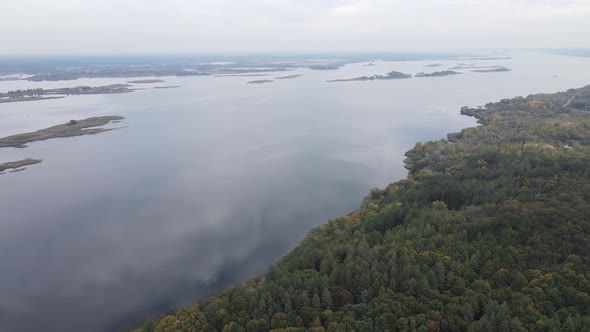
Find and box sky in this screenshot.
[1,0,590,54]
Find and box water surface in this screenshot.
[0,52,589,331]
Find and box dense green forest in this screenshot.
[139,86,590,332]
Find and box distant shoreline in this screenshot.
[0,84,135,104]
[247,79,274,84]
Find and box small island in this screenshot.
[415,70,461,78]
[308,65,339,70]
[0,158,42,173]
[0,116,125,148]
[328,71,411,82]
[0,96,65,104]
[153,86,181,89]
[424,63,443,67]
[275,74,302,79]
[215,74,270,77]
[127,79,165,84]
[471,66,511,73]
[247,80,274,84]
[364,63,376,66]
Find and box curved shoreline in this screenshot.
[133,84,590,331]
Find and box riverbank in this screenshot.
[134,85,590,331]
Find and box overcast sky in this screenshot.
[2,0,589,54]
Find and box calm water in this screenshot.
[0,52,589,331]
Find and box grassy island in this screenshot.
[136,85,590,332]
[0,116,125,148]
[0,158,42,172]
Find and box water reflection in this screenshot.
[0,52,589,331]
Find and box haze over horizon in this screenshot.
[2,0,590,55]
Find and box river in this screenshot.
[0,51,589,331]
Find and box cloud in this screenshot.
[331,4,364,16]
[0,0,589,53]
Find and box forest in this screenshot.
[138,86,590,332]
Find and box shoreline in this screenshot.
[132,84,590,331]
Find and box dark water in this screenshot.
[0,52,589,331]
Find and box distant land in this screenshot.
[127,79,165,84]
[0,53,501,81]
[275,74,302,79]
[0,85,135,104]
[328,71,411,82]
[215,74,270,77]
[451,65,488,70]
[471,66,512,73]
[415,70,462,77]
[153,86,181,89]
[308,65,340,70]
[247,79,274,84]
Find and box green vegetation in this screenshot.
[139,86,590,332]
[0,116,124,148]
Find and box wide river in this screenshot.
[0,52,589,331]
